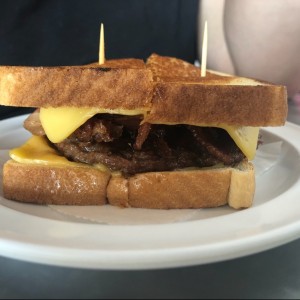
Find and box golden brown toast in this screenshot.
[3,159,254,209]
[145,54,287,126]
[0,54,287,126]
[88,58,146,69]
[3,160,110,205]
[0,59,153,110]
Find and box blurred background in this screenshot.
[0,0,198,65]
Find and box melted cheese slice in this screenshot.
[222,126,259,160]
[40,107,146,143]
[39,107,259,160]
[10,135,78,166]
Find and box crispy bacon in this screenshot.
[187,126,245,165]
[70,118,123,143]
[134,122,152,150]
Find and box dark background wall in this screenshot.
[0,0,198,66]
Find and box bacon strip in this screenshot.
[187,126,244,165]
[134,122,152,150]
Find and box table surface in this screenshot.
[0,101,300,299]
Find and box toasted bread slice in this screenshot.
[3,160,110,205]
[145,54,287,126]
[0,54,287,126]
[3,159,254,209]
[0,59,153,110]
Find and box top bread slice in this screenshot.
[0,54,287,126]
[0,58,153,111]
[145,54,287,126]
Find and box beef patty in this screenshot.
[53,114,245,175]
[24,112,245,175]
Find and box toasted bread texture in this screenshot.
[3,159,255,209]
[0,59,153,110]
[3,160,110,205]
[0,54,287,126]
[145,54,287,126]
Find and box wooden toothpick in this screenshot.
[99,23,105,64]
[201,21,208,77]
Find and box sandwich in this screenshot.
[0,54,287,209]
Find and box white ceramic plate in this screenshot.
[0,115,300,270]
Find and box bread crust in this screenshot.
[0,54,287,126]
[110,169,231,209]
[3,160,110,205]
[144,82,287,126]
[3,160,255,209]
[0,60,153,110]
[145,54,287,126]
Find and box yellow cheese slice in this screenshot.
[39,107,259,160]
[10,135,84,166]
[222,126,260,160]
[39,107,146,143]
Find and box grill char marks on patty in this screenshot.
[50,114,245,175]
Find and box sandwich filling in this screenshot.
[24,110,246,176]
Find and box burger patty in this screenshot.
[52,114,245,175]
[24,112,245,175]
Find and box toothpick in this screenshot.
[99,23,105,64]
[201,21,208,77]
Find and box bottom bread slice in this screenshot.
[3,160,111,205]
[3,160,255,209]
